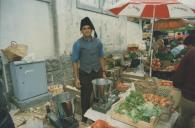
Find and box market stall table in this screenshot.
[84,85,179,128]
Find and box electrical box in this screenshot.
[10,60,50,108]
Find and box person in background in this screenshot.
[173,35,195,128]
[153,34,165,55]
[170,39,179,49]
[171,40,185,58]
[154,35,174,61]
[163,37,169,47]
[174,36,192,59]
[71,17,106,123]
[0,60,15,128]
[145,37,150,51]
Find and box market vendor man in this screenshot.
[71,17,106,123]
[173,35,195,128]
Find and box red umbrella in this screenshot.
[108,0,195,52]
[109,0,195,19]
[107,0,195,77]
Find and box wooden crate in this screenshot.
[111,101,159,128]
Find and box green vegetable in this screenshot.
[115,91,161,123]
[155,51,174,60]
[128,52,139,60]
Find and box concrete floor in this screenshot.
[12,112,90,128]
[10,103,91,128]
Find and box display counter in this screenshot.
[84,84,179,128]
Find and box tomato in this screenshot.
[91,120,113,128]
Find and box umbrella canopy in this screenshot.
[146,19,195,31]
[146,19,189,30]
[162,24,195,32]
[109,0,195,19]
[179,0,195,12]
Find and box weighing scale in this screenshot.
[46,92,79,128]
[92,78,119,113]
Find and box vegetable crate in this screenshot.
[111,100,159,128]
[134,80,173,98]
[111,111,158,128]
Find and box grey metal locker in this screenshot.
[10,60,50,108]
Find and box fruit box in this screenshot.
[110,101,159,128]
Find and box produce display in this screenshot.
[174,64,179,70]
[155,51,174,61]
[128,51,139,60]
[143,93,172,107]
[134,80,157,94]
[163,66,175,72]
[115,91,161,123]
[160,80,173,86]
[115,81,130,92]
[152,58,161,70]
[91,119,114,128]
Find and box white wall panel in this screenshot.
[0,0,54,58]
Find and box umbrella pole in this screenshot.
[149,5,156,77]
[174,30,176,39]
[149,50,153,77]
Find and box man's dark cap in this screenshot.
[80,17,97,38]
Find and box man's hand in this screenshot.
[74,78,81,89]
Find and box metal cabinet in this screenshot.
[10,60,48,101]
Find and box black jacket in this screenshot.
[0,80,7,110]
[0,57,8,117]
[0,57,7,110]
[173,47,195,101]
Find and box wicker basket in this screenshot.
[2,41,28,61]
[134,81,158,94]
[155,86,172,97]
